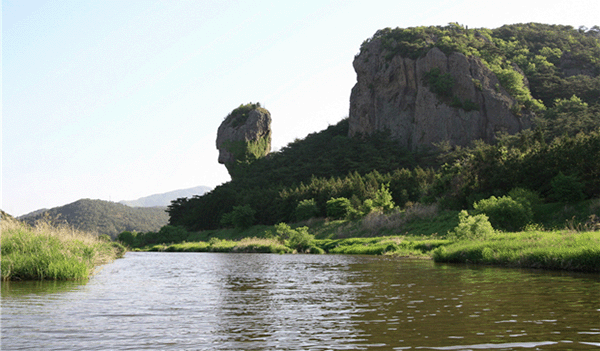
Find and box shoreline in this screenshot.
[131,229,600,273]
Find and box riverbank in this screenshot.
[1,219,126,281]
[131,217,600,272]
[433,230,600,272]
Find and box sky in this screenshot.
[2,0,599,217]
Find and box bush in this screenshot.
[551,172,585,203]
[473,196,533,232]
[267,223,317,253]
[447,210,495,241]
[295,198,319,222]
[424,67,454,98]
[508,187,542,207]
[117,231,138,247]
[326,197,353,219]
[156,225,189,244]
[221,205,256,229]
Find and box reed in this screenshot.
[1,220,125,281]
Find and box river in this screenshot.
[2,252,599,350]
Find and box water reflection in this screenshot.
[2,252,599,350]
[1,279,87,297]
[210,255,376,349]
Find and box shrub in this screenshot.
[447,210,495,241]
[473,196,532,232]
[267,223,317,253]
[326,197,353,219]
[424,67,454,98]
[295,198,319,222]
[508,187,542,207]
[117,231,137,247]
[550,172,585,203]
[222,205,256,229]
[156,225,189,244]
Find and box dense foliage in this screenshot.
[168,23,600,233]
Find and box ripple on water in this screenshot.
[2,252,600,350]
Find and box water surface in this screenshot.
[2,252,599,350]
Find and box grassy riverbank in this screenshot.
[433,230,600,272]
[143,235,448,257]
[1,220,126,281]
[126,201,600,272]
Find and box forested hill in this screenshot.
[168,23,600,232]
[20,199,169,238]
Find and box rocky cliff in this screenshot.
[216,103,271,177]
[349,41,533,150]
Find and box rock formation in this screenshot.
[349,41,533,150]
[216,103,271,178]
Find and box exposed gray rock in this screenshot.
[349,42,533,150]
[216,104,271,177]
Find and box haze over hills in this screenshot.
[119,185,212,207]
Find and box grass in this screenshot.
[432,230,600,272]
[124,198,600,272]
[145,237,292,254]
[316,236,447,257]
[1,219,126,281]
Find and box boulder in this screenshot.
[216,103,271,177]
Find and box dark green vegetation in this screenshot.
[20,199,169,238]
[1,218,126,281]
[115,23,600,272]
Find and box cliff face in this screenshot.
[216,104,271,177]
[349,42,533,150]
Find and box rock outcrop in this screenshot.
[216,103,271,177]
[349,42,533,150]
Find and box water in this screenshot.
[2,252,599,350]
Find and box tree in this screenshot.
[222,205,256,229]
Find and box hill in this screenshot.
[168,23,600,232]
[19,199,169,238]
[119,186,211,207]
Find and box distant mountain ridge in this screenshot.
[19,199,170,238]
[119,185,211,207]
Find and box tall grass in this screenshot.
[1,220,125,281]
[432,230,600,272]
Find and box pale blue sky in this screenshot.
[3,0,599,216]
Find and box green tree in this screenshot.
[294,198,319,222]
[550,172,585,203]
[222,205,256,229]
[326,197,353,219]
[372,184,395,212]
